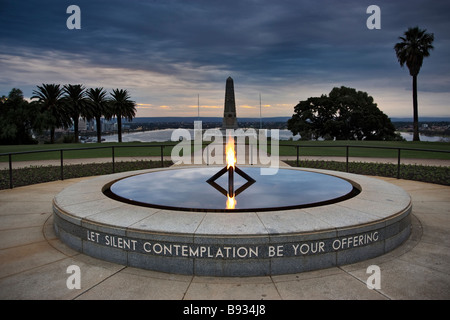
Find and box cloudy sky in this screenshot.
[1,0,449,119]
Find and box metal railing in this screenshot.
[1,143,449,189]
[281,144,450,179]
[1,144,169,189]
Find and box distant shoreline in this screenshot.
[100,128,449,143]
[123,116,450,123]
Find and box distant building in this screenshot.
[78,118,87,131]
[101,118,117,132]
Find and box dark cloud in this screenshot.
[1,0,449,117]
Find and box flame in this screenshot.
[226,194,237,209]
[226,135,236,209]
[226,135,236,169]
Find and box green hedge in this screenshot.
[0,160,173,189]
[285,160,450,186]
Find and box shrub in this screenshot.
[285,160,450,186]
[0,160,173,189]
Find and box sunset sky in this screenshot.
[1,0,449,119]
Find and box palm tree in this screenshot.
[86,87,109,143]
[109,89,136,142]
[31,84,70,143]
[63,84,87,143]
[394,26,434,141]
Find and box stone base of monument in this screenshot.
[53,167,411,277]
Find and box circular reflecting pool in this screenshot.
[104,167,360,212]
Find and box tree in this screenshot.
[63,84,88,143]
[394,26,434,141]
[32,84,71,143]
[0,88,39,144]
[287,94,334,140]
[86,87,109,143]
[287,86,400,141]
[108,89,136,143]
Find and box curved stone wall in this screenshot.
[53,167,411,276]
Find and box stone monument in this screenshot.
[222,77,238,129]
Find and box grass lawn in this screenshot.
[276,140,450,159]
[0,140,449,163]
[0,141,179,162]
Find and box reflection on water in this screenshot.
[108,167,356,211]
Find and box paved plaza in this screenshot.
[0,167,449,300]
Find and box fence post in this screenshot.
[8,154,13,189]
[397,148,401,179]
[112,146,115,173]
[296,145,299,167]
[346,146,349,173]
[60,150,64,180]
[160,145,164,167]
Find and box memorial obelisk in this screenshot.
[222,77,238,129]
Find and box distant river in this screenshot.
[399,132,449,142]
[101,129,448,143]
[102,129,302,143]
